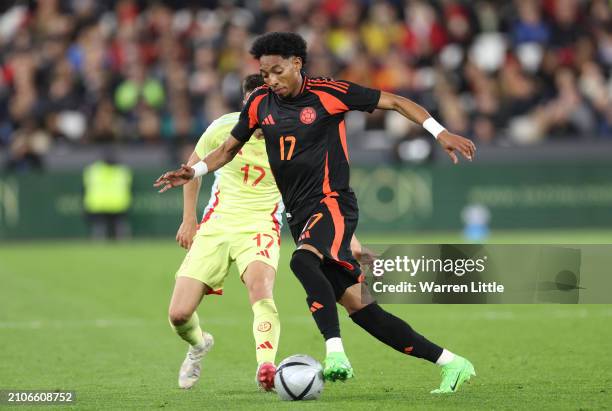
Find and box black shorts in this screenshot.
[288,191,362,288]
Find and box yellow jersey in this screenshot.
[194,112,283,235]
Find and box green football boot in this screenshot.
[323,352,354,382]
[430,356,475,394]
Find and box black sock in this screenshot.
[350,303,443,363]
[290,249,340,340]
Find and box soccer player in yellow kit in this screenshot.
[167,75,283,391]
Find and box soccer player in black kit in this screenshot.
[155,32,476,394]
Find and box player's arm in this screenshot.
[175,150,203,250]
[155,88,262,192]
[376,91,476,164]
[154,136,244,193]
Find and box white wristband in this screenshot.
[423,117,446,139]
[191,161,208,178]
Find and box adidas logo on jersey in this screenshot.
[257,250,271,258]
[262,114,276,125]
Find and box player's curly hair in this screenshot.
[250,32,308,66]
[242,73,264,94]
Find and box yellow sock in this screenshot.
[170,312,204,347]
[252,298,280,365]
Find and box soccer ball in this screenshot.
[274,354,324,401]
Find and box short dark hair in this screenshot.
[250,32,307,66]
[242,74,265,94]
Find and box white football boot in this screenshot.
[178,332,214,389]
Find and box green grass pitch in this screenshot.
[1,230,611,410]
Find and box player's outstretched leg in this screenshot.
[169,277,214,389]
[348,301,475,393]
[349,303,443,361]
[289,249,353,382]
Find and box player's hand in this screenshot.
[176,220,198,250]
[154,164,195,193]
[437,131,476,164]
[354,246,378,272]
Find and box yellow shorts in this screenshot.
[175,224,281,295]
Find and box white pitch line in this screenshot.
[0,317,313,329]
[1,309,610,329]
[0,319,149,329]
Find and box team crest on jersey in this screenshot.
[300,107,317,124]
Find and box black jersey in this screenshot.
[231,76,380,222]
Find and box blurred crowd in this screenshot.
[1,0,611,171]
